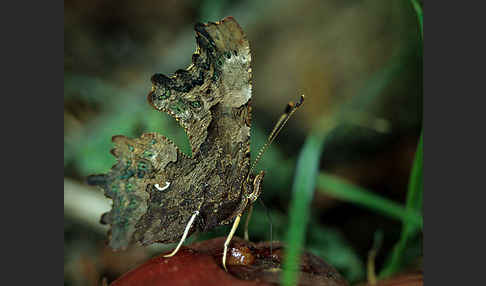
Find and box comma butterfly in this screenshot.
[87,16,303,270]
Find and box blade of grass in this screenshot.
[377,1,423,277]
[406,133,423,215]
[379,132,423,278]
[410,0,423,39]
[317,173,422,229]
[281,131,327,286]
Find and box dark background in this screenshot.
[64,0,422,285]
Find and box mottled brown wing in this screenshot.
[87,133,186,250]
[87,17,253,251]
[148,16,252,155]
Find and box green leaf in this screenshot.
[316,173,423,228]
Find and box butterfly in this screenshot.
[87,16,303,271]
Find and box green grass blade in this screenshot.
[405,133,423,217]
[377,0,423,278]
[281,132,326,286]
[410,0,423,39]
[317,173,422,229]
[379,133,423,278]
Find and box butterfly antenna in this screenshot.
[249,95,305,174]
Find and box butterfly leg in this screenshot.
[163,210,200,258]
[244,204,253,241]
[222,213,241,271]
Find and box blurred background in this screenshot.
[64,0,422,285]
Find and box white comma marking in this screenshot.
[154,181,170,191]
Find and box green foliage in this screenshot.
[410,0,423,39]
[281,132,326,286]
[317,173,422,229]
[314,133,423,280]
[279,129,423,284]
[379,0,423,277]
[279,0,423,278]
[380,133,423,278]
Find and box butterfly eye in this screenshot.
[224,51,231,59]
